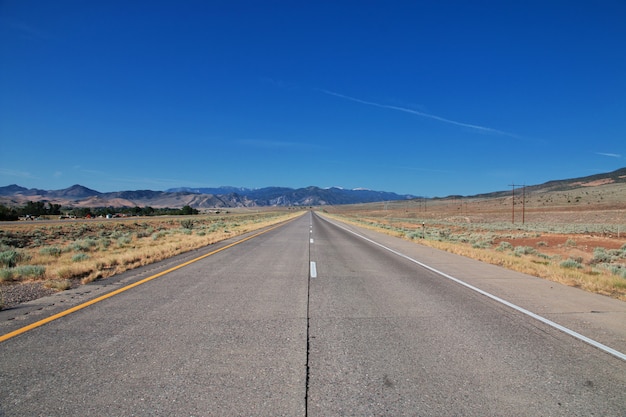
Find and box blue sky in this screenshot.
[1,1,625,197]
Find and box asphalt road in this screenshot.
[1,212,625,416]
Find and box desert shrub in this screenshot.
[152,231,168,240]
[560,259,583,269]
[72,238,97,252]
[564,238,577,247]
[472,241,491,249]
[496,242,513,252]
[592,247,614,264]
[180,219,194,230]
[72,253,90,262]
[514,246,536,256]
[536,241,548,247]
[0,250,29,268]
[40,246,63,257]
[406,231,422,240]
[135,227,154,239]
[0,269,14,282]
[45,279,72,291]
[14,265,46,278]
[117,236,132,247]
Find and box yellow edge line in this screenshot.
[0,217,298,344]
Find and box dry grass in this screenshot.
[0,210,303,291]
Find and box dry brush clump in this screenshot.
[0,210,302,306]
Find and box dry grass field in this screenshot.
[0,209,303,309]
[323,183,626,301]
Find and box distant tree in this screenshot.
[0,204,18,221]
[22,201,47,216]
[48,203,62,215]
[180,205,198,215]
[69,207,93,218]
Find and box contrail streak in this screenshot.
[321,89,518,138]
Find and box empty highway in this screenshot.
[1,212,625,416]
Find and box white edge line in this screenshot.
[310,261,317,278]
[328,218,626,362]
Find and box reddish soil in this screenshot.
[494,234,626,264]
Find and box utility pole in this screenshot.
[508,183,516,224]
[522,184,526,224]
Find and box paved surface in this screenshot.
[1,212,625,416]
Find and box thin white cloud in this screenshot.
[595,152,622,158]
[321,89,519,138]
[0,168,37,179]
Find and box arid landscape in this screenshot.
[1,168,625,309]
[323,175,626,300]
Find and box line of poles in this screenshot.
[508,183,526,224]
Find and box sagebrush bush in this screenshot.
[0,250,30,267]
[0,268,14,282]
[592,247,612,264]
[72,253,90,262]
[560,259,583,269]
[514,246,537,256]
[14,265,46,278]
[72,239,97,252]
[117,236,132,247]
[39,246,63,257]
[180,219,194,230]
[496,241,513,252]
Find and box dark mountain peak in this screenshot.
[0,184,30,196]
[50,184,101,199]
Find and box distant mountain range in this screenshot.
[1,167,624,209]
[0,184,415,209]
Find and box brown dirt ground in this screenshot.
[493,234,626,265]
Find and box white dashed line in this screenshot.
[310,261,317,278]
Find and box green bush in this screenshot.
[496,242,513,252]
[0,268,15,282]
[180,219,194,230]
[14,265,46,278]
[472,241,491,249]
[592,247,614,264]
[0,250,29,268]
[560,259,583,269]
[117,236,132,247]
[40,246,63,257]
[514,246,536,256]
[71,239,97,252]
[72,253,90,262]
